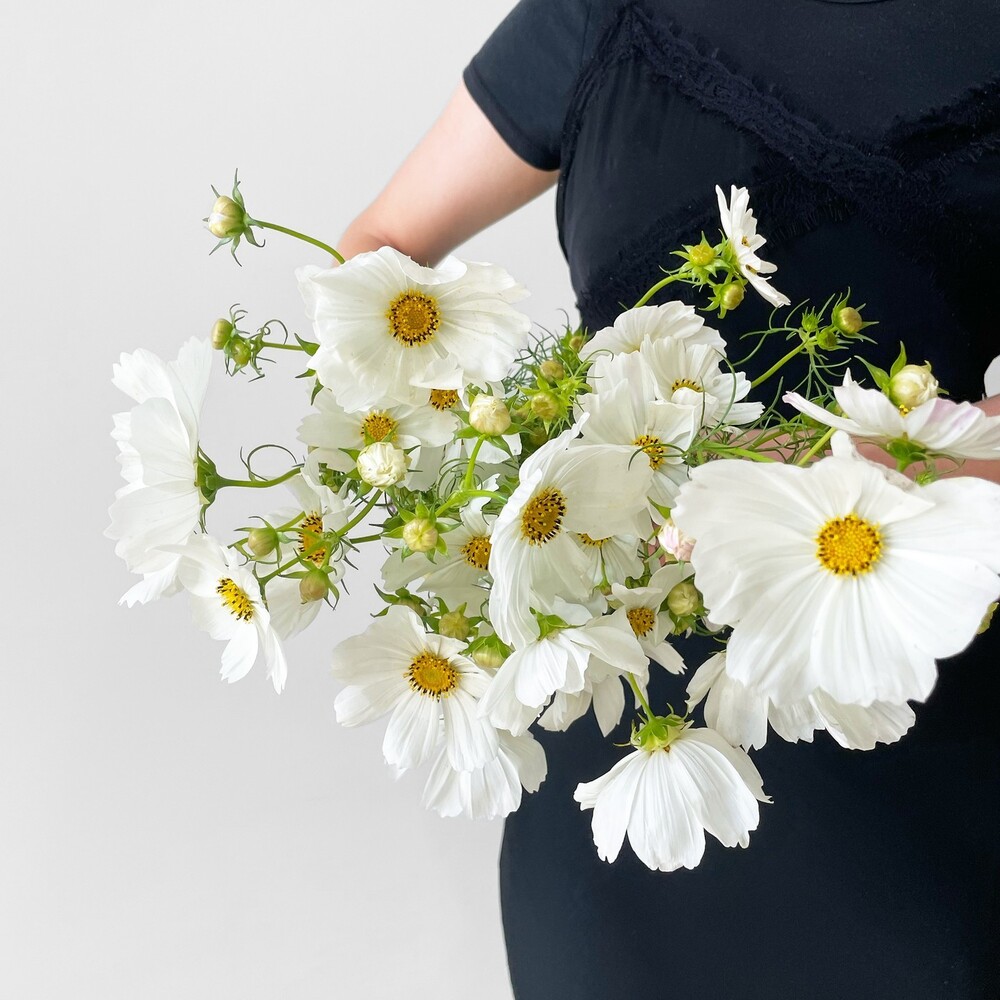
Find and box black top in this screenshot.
[465,3,1000,999]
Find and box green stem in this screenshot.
[260,556,304,585]
[633,272,684,308]
[436,489,503,518]
[347,532,382,545]
[341,491,383,534]
[750,342,809,388]
[462,437,486,490]
[253,219,345,264]
[258,340,310,352]
[216,467,299,490]
[698,443,778,463]
[627,674,654,721]
[797,427,835,466]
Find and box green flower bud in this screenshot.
[978,602,997,636]
[402,517,438,553]
[207,195,246,239]
[688,241,716,267]
[299,569,330,603]
[816,328,839,351]
[567,334,585,352]
[227,337,252,369]
[720,283,744,311]
[539,359,565,382]
[247,526,278,558]
[439,610,472,640]
[211,318,234,350]
[833,306,863,336]
[472,638,508,669]
[530,392,560,421]
[666,580,702,618]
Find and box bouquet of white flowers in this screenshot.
[108,176,1000,872]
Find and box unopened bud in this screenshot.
[530,392,560,421]
[402,517,438,553]
[816,328,839,351]
[567,334,585,352]
[211,318,234,350]
[978,602,997,635]
[207,195,246,239]
[720,283,744,311]
[468,394,512,436]
[247,526,278,558]
[888,363,938,411]
[833,306,863,336]
[299,569,330,603]
[439,610,472,640]
[539,360,565,382]
[666,579,701,618]
[228,337,252,368]
[472,641,507,670]
[689,241,716,267]
[657,519,695,562]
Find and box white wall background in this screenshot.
[0,2,574,998]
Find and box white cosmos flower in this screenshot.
[382,506,496,614]
[579,351,698,508]
[639,336,763,428]
[422,729,547,820]
[297,386,457,486]
[478,615,649,736]
[574,725,770,872]
[687,651,915,751]
[582,302,726,362]
[107,338,212,606]
[716,184,790,308]
[488,424,654,647]
[672,431,1000,707]
[298,248,530,410]
[331,606,497,771]
[785,369,1000,462]
[357,442,407,487]
[608,565,688,670]
[175,534,288,693]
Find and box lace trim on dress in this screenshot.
[559,3,1000,329]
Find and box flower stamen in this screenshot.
[520,487,567,545]
[816,513,883,576]
[298,512,328,566]
[429,389,460,410]
[361,410,397,442]
[217,577,255,621]
[671,378,703,393]
[387,290,440,347]
[407,650,459,698]
[627,606,657,637]
[460,535,492,571]
[633,433,668,470]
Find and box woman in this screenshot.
[338,1,1000,996]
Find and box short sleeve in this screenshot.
[463,0,598,171]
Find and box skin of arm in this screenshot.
[337,82,557,265]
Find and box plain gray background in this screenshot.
[2,3,998,998]
[0,2,570,997]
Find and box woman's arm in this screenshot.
[337,83,557,264]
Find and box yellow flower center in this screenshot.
[460,535,492,571]
[217,577,254,621]
[898,404,911,416]
[627,606,656,638]
[520,487,567,545]
[387,290,440,347]
[429,389,460,410]
[671,378,703,393]
[298,511,328,566]
[407,650,459,698]
[633,433,668,470]
[816,513,883,576]
[576,533,607,547]
[361,410,397,442]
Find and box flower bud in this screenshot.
[299,569,330,603]
[439,610,472,640]
[688,241,716,267]
[978,602,997,636]
[247,526,278,558]
[530,392,560,421]
[888,363,938,411]
[666,580,701,618]
[720,283,744,311]
[539,360,565,382]
[816,328,839,351]
[357,442,407,487]
[207,195,246,239]
[657,519,695,562]
[833,306,863,336]
[468,394,512,436]
[228,337,252,369]
[402,517,438,553]
[567,334,585,352]
[211,318,234,350]
[472,639,508,669]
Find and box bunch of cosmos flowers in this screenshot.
[108,179,1000,872]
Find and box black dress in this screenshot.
[465,2,1000,998]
